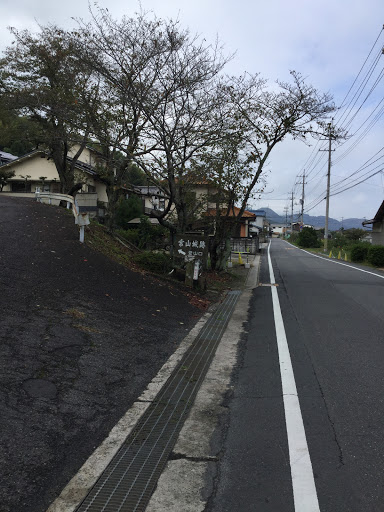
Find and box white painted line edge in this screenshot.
[268,242,320,512]
[284,240,384,280]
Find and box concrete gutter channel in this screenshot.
[47,253,261,512]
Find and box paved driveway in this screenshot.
[0,196,201,512]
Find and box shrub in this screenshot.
[344,228,367,241]
[132,251,173,274]
[367,245,384,267]
[116,218,168,250]
[328,231,348,251]
[115,195,143,229]
[135,216,169,250]
[350,242,371,262]
[297,227,321,248]
[116,228,141,246]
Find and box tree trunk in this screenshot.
[217,237,232,271]
[210,236,231,272]
[105,184,120,233]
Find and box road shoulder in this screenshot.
[145,255,261,512]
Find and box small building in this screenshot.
[271,224,289,236]
[130,185,167,214]
[362,201,384,245]
[204,206,256,238]
[249,209,270,236]
[0,148,108,203]
[291,222,314,232]
[0,150,18,166]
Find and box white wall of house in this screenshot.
[2,155,59,192]
[194,185,215,208]
[2,150,108,201]
[271,224,288,234]
[68,145,105,169]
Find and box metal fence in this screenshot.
[230,237,259,254]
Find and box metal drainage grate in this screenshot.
[76,290,241,512]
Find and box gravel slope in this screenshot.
[0,196,201,512]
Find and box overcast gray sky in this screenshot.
[1,0,383,221]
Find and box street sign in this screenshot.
[174,234,208,262]
[193,259,200,280]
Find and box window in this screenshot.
[12,181,31,192]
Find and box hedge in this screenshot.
[367,245,384,267]
[132,251,173,274]
[350,243,370,263]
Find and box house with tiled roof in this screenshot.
[362,200,384,245]
[204,206,256,238]
[0,146,108,203]
[0,150,18,166]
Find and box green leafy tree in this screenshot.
[328,230,347,250]
[0,101,42,156]
[344,228,366,241]
[123,163,148,186]
[115,195,143,229]
[297,227,321,248]
[0,25,98,193]
[0,169,15,191]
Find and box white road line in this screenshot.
[268,242,320,512]
[284,240,384,280]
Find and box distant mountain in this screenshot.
[251,208,367,231]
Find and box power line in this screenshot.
[330,167,383,197]
[336,25,384,113]
[331,146,384,189]
[335,50,383,128]
[289,27,384,219]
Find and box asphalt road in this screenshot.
[208,238,384,512]
[0,195,202,512]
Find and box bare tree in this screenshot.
[76,8,192,230]
[134,36,230,236]
[194,71,336,270]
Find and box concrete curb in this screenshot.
[146,254,261,511]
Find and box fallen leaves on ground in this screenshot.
[186,294,211,310]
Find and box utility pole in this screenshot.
[284,206,288,238]
[296,171,307,227]
[290,191,294,235]
[320,122,335,252]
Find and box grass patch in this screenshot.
[86,223,135,269]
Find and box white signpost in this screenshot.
[75,212,90,243]
[174,234,208,287]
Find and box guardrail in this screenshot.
[35,191,74,207]
[35,191,89,243]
